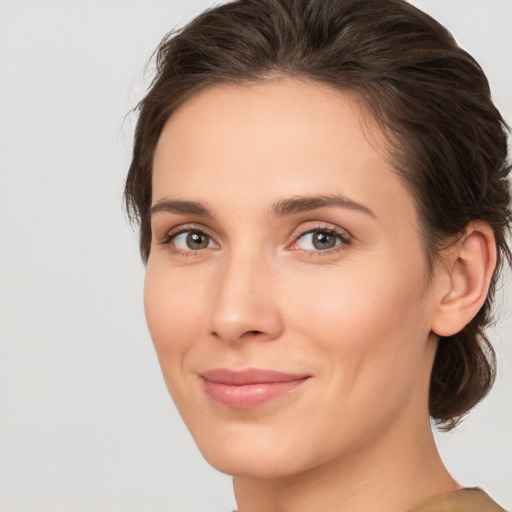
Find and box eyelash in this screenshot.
[158,224,215,257]
[292,226,352,257]
[158,223,352,257]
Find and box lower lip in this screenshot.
[202,378,309,408]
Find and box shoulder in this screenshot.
[406,488,507,512]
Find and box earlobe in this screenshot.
[431,222,497,337]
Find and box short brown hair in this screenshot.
[125,0,511,429]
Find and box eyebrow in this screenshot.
[150,194,375,219]
[269,194,375,218]
[151,199,213,217]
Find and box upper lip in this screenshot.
[200,368,311,385]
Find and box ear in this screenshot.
[431,221,497,337]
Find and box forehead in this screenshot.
[152,79,417,229]
[155,79,388,178]
[157,78,384,148]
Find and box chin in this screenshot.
[190,424,310,479]
[203,450,301,479]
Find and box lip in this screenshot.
[200,368,311,409]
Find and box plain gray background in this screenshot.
[0,1,511,511]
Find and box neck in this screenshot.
[233,413,459,512]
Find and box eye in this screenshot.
[166,229,216,252]
[293,228,350,252]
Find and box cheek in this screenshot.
[143,260,207,365]
[281,255,431,388]
[143,259,216,420]
[287,254,426,326]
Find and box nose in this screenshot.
[207,250,284,344]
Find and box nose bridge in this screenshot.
[208,243,282,343]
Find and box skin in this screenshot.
[145,78,495,512]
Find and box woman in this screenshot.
[125,0,511,510]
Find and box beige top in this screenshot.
[406,488,507,512]
[231,488,507,512]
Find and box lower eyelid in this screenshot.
[300,243,349,256]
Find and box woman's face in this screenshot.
[145,79,441,478]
